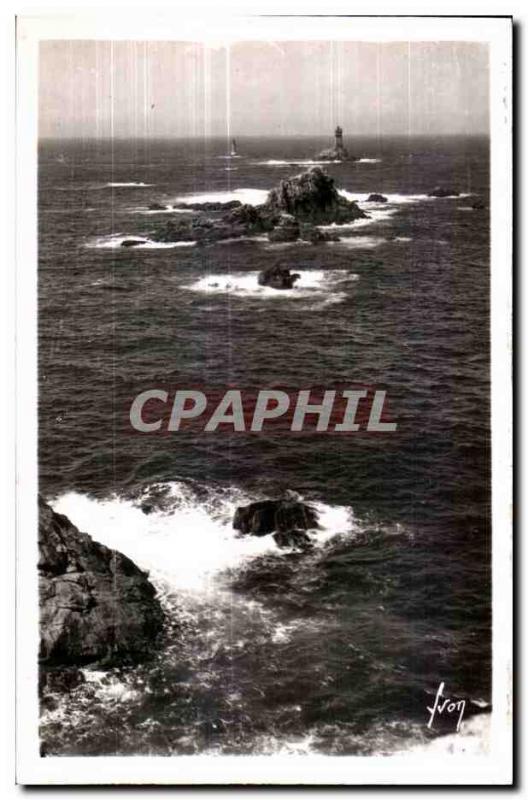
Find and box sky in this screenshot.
[39,40,489,138]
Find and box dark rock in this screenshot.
[120,239,147,247]
[367,193,388,203]
[39,496,163,667]
[233,496,319,537]
[471,198,486,210]
[267,215,300,243]
[39,666,85,695]
[264,167,367,225]
[257,264,301,290]
[174,200,242,211]
[148,202,168,211]
[273,530,314,550]
[428,187,460,198]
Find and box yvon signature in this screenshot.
[427,682,466,732]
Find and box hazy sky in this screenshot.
[39,40,489,138]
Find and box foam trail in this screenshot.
[106,182,154,187]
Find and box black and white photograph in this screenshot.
[14,11,512,786]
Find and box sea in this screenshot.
[38,135,491,756]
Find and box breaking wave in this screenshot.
[86,235,196,250]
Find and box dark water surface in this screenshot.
[39,136,491,755]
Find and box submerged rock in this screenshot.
[264,167,367,225]
[471,198,486,210]
[367,193,388,203]
[148,202,168,211]
[233,496,319,536]
[428,186,460,198]
[257,264,301,290]
[39,496,163,667]
[174,199,243,212]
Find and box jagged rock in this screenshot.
[267,215,300,243]
[39,497,163,667]
[233,497,319,536]
[367,193,388,203]
[257,264,301,290]
[428,187,460,198]
[264,167,367,225]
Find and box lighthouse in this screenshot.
[316,124,350,161]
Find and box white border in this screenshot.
[15,12,512,785]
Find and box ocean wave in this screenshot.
[86,235,196,250]
[136,206,195,215]
[51,482,353,595]
[187,269,357,300]
[355,158,382,164]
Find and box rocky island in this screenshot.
[147,167,366,248]
[316,125,356,162]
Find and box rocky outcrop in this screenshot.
[428,187,460,198]
[39,497,163,667]
[149,168,365,245]
[317,147,348,162]
[471,198,486,210]
[267,215,300,243]
[367,193,388,203]
[121,238,147,247]
[148,202,169,211]
[257,264,301,290]
[233,496,319,538]
[264,167,367,225]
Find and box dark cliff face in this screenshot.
[264,167,366,225]
[38,497,164,667]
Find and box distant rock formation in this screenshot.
[264,167,366,225]
[428,186,460,198]
[39,496,163,668]
[258,263,301,289]
[367,193,388,203]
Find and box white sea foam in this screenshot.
[106,182,154,187]
[187,269,357,300]
[52,485,353,596]
[355,158,382,164]
[328,235,385,249]
[253,159,341,167]
[87,235,196,250]
[138,206,194,215]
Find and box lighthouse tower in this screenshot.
[334,125,344,150]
